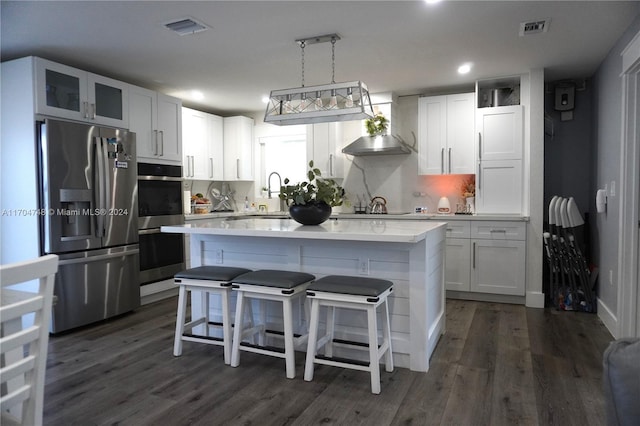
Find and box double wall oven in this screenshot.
[138,163,185,285]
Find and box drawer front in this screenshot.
[471,221,526,240]
[445,221,471,239]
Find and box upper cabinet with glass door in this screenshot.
[34,57,129,128]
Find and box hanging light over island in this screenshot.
[264,34,374,125]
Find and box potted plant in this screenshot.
[365,113,389,136]
[279,160,345,225]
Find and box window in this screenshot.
[259,134,307,196]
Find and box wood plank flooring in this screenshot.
[43,298,613,425]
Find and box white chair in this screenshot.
[1,254,58,426]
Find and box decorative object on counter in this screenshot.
[460,175,476,214]
[264,33,374,125]
[279,160,345,225]
[191,193,212,214]
[369,196,388,214]
[437,196,451,214]
[210,184,235,212]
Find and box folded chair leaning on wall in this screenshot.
[1,254,59,426]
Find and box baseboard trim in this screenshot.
[597,298,618,338]
[526,291,545,308]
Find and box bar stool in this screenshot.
[230,270,315,379]
[303,275,394,394]
[173,265,251,365]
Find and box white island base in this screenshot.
[163,218,446,372]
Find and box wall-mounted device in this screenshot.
[554,83,575,111]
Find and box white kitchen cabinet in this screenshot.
[475,105,523,214]
[470,221,526,296]
[444,221,471,291]
[223,116,254,181]
[418,93,475,175]
[182,108,224,180]
[476,105,523,161]
[34,57,129,128]
[476,159,523,214]
[446,238,472,291]
[129,85,182,165]
[306,122,343,178]
[444,220,526,296]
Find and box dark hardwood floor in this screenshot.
[44,297,613,425]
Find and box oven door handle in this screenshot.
[139,228,162,235]
[137,175,184,182]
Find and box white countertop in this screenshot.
[163,217,447,243]
[185,211,529,222]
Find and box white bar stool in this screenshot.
[304,275,394,394]
[173,266,251,365]
[230,270,315,379]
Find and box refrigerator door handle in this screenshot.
[58,248,140,266]
[101,137,111,214]
[94,137,106,237]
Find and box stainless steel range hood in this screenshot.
[341,134,411,156]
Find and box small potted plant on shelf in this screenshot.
[279,160,345,225]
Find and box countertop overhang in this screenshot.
[162,217,446,243]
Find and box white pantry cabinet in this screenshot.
[306,122,344,178]
[475,105,524,214]
[418,93,475,175]
[34,57,129,128]
[182,108,223,180]
[129,86,182,165]
[223,116,254,181]
[444,220,526,297]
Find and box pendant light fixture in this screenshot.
[264,34,374,125]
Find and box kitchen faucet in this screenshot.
[267,171,286,212]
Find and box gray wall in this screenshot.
[544,82,593,228]
[591,12,640,320]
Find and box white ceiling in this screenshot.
[2,1,639,116]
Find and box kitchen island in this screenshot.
[162,217,446,372]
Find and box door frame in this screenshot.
[618,29,640,338]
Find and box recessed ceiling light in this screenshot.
[191,90,204,100]
[458,63,472,74]
[425,0,442,4]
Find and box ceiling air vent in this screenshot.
[519,18,551,36]
[164,18,209,36]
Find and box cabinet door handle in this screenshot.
[209,158,213,178]
[83,101,90,119]
[91,103,96,119]
[478,132,482,160]
[329,154,334,176]
[473,242,476,269]
[448,147,452,173]
[441,148,445,174]
[153,130,159,156]
[236,159,240,179]
[490,229,507,233]
[158,131,164,156]
[477,161,482,190]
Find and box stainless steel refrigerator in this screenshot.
[38,119,140,333]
